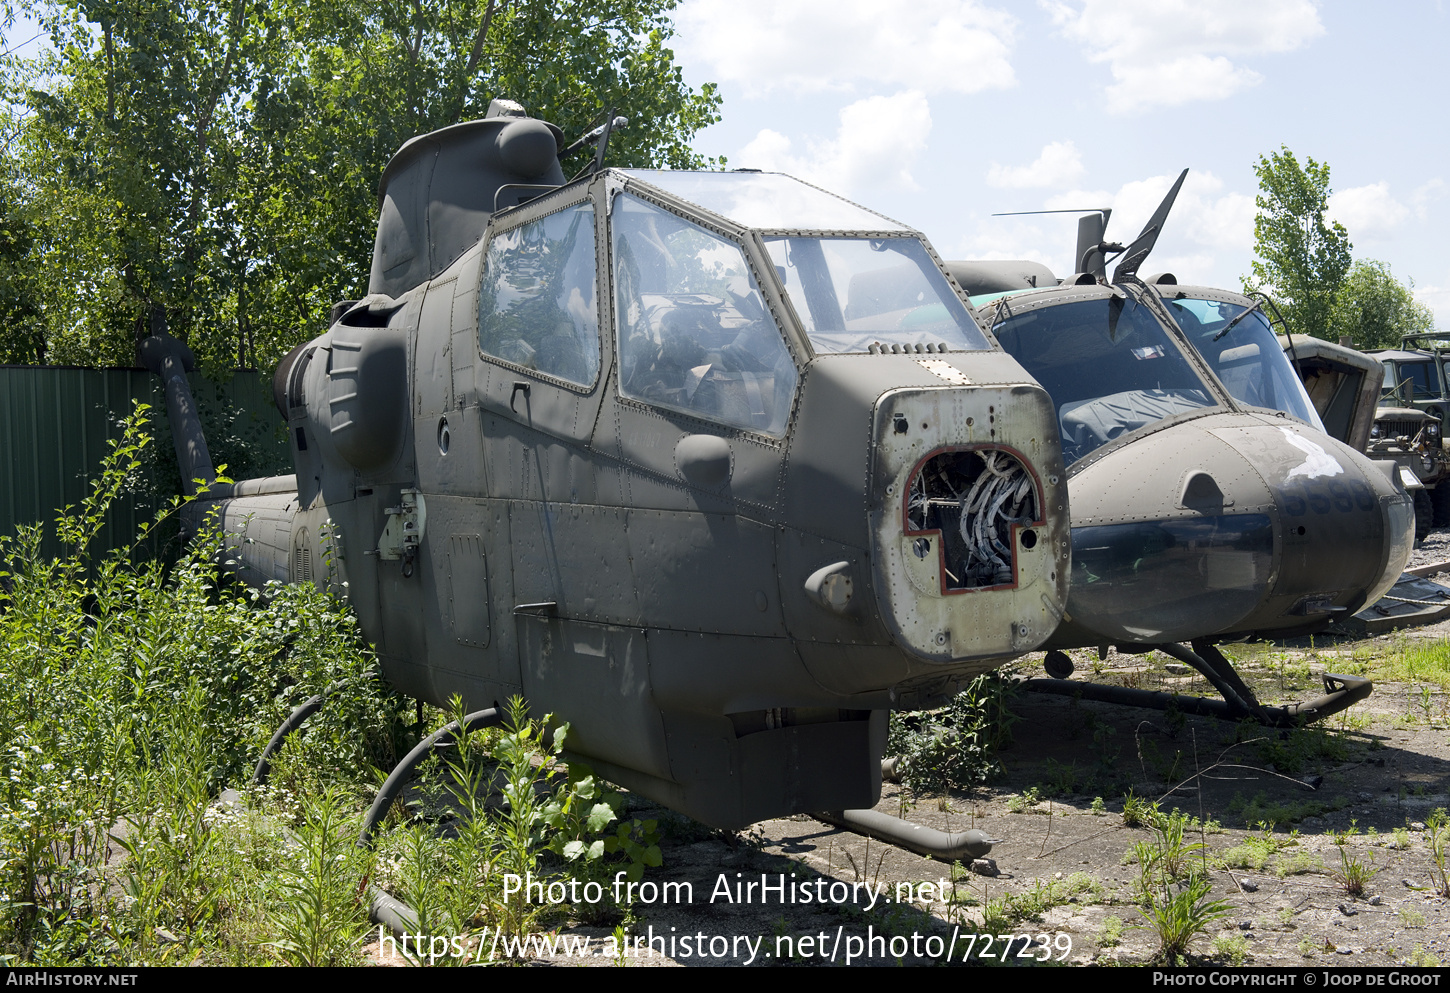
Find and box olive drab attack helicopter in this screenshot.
[141,99,1072,845]
[943,171,1414,725]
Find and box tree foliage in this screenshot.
[1246,146,1352,340]
[0,168,41,362]
[0,0,722,373]
[1330,259,1437,349]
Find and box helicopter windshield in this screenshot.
[993,294,1217,466]
[611,193,798,437]
[1162,296,1326,432]
[762,237,991,354]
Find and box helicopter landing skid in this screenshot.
[1021,640,1371,728]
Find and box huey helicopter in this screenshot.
[141,99,1072,840]
[943,171,1413,725]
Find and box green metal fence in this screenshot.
[0,366,289,563]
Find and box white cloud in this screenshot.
[1413,178,1445,221]
[1043,0,1323,113]
[737,129,793,165]
[1414,279,1450,329]
[674,0,1017,98]
[1328,182,1410,239]
[1102,55,1262,113]
[736,91,933,195]
[949,216,1077,272]
[986,141,1084,189]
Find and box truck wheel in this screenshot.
[1434,483,1450,528]
[1416,489,1433,543]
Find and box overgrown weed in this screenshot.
[1215,824,1297,872]
[1121,792,1164,829]
[1426,808,1450,897]
[0,407,410,963]
[1211,932,1248,965]
[0,409,659,964]
[1129,808,1231,964]
[886,673,1018,794]
[1330,847,1378,898]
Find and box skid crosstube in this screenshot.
[1023,639,1372,728]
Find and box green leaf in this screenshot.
[586,802,615,832]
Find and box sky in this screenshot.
[669,0,1450,324]
[3,1,1447,324]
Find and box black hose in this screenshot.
[252,677,365,786]
[813,808,998,862]
[357,707,504,940]
[357,708,503,848]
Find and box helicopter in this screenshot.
[942,171,1413,724]
[140,99,1072,837]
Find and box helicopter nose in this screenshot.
[1060,417,1411,645]
[1219,419,1411,624]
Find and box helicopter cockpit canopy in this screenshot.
[610,190,799,436]
[762,237,991,355]
[607,170,994,437]
[1155,288,1325,433]
[988,288,1220,466]
[618,171,991,356]
[972,278,1328,469]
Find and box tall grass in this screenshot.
[1383,641,1450,688]
[0,405,405,963]
[1339,636,1450,690]
[0,405,662,965]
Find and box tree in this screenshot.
[14,0,258,369]
[1329,259,1437,349]
[1246,146,1352,340]
[0,104,41,362]
[232,0,722,373]
[2,0,723,373]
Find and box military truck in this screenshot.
[1366,343,1450,536]
[1372,344,1448,424]
[1398,333,1450,416]
[1275,333,1383,454]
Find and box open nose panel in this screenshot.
[870,385,1071,664]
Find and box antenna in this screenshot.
[563,112,629,158]
[1112,168,1188,283]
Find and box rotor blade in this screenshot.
[1112,168,1188,283]
[990,207,1112,217]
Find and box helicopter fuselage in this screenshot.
[955,277,1411,652]
[174,118,1072,828]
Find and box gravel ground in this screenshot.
[1410,525,1450,571]
[362,531,1450,968]
[366,629,1450,968]
[605,652,1450,968]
